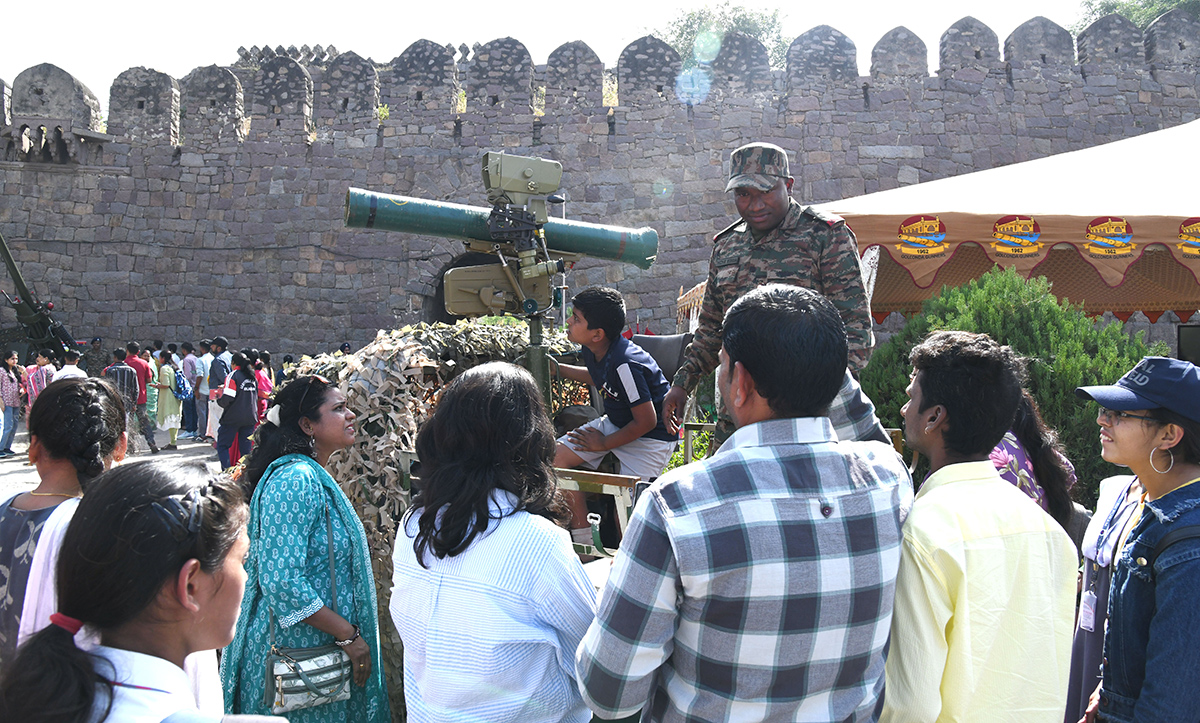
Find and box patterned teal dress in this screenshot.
[220,454,387,722]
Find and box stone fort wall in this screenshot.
[1,12,1199,355]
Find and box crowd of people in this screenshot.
[0,290,1195,723]
[1,337,293,468]
[0,140,1196,723]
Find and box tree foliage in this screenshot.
[860,267,1169,508]
[657,2,788,70]
[1074,0,1200,31]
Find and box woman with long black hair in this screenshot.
[389,362,596,723]
[0,377,126,664]
[0,460,249,722]
[989,389,1077,531]
[0,349,24,457]
[221,375,387,722]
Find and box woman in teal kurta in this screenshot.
[221,376,387,722]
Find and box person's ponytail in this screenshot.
[0,622,112,723]
[0,461,247,723]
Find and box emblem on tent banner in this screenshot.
[1178,218,1200,257]
[1084,217,1136,256]
[896,215,948,257]
[990,216,1044,256]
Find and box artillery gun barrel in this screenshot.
[0,231,36,306]
[0,230,78,353]
[345,188,658,270]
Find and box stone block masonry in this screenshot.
[1,14,1199,356]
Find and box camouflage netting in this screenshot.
[286,320,588,721]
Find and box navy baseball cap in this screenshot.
[1076,356,1200,424]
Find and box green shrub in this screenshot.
[860,267,1168,508]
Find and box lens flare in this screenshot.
[693,30,722,64]
[674,67,712,105]
[653,180,675,199]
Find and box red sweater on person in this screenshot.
[124,355,153,405]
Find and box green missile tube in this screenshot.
[345,187,658,270]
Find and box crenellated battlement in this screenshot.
[2,14,1200,354]
[4,14,1196,150]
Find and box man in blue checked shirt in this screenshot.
[576,284,914,722]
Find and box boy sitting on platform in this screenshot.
[553,287,678,544]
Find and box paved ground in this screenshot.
[0,420,224,498]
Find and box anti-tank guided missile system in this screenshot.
[344,151,659,405]
[344,190,658,270]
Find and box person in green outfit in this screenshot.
[220,375,388,722]
[141,348,159,420]
[155,353,182,450]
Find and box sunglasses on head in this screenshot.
[297,374,331,413]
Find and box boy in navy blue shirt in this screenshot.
[554,287,678,538]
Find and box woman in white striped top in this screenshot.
[390,362,598,723]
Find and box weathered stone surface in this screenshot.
[11,63,103,131]
[788,26,858,84]
[387,39,457,106]
[1005,17,1075,67]
[618,35,681,97]
[1146,9,1200,67]
[546,41,604,107]
[940,17,1001,72]
[181,65,244,148]
[1078,14,1144,66]
[872,27,928,80]
[711,32,772,91]
[317,51,378,120]
[109,67,180,145]
[250,56,313,142]
[466,37,532,108]
[0,78,10,128]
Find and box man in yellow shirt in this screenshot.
[881,331,1077,723]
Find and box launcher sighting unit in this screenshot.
[0,230,78,359]
[345,151,659,402]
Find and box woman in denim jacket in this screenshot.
[1075,357,1200,723]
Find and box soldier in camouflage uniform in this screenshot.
[83,336,108,377]
[663,142,875,443]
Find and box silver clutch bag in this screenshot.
[264,643,352,714]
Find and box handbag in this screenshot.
[262,503,354,714]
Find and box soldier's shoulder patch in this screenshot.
[801,206,844,227]
[713,218,746,242]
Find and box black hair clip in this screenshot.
[150,487,206,543]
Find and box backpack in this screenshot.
[172,367,194,401]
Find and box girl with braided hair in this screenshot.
[0,460,252,722]
[0,377,127,664]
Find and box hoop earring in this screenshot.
[1150,447,1175,475]
[308,435,316,454]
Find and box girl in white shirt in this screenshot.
[0,460,250,723]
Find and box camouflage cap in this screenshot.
[725,142,791,192]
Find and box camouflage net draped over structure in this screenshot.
[288,321,586,721]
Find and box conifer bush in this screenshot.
[860,267,1169,508]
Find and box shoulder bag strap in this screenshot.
[1149,524,1200,578]
[268,498,339,645]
